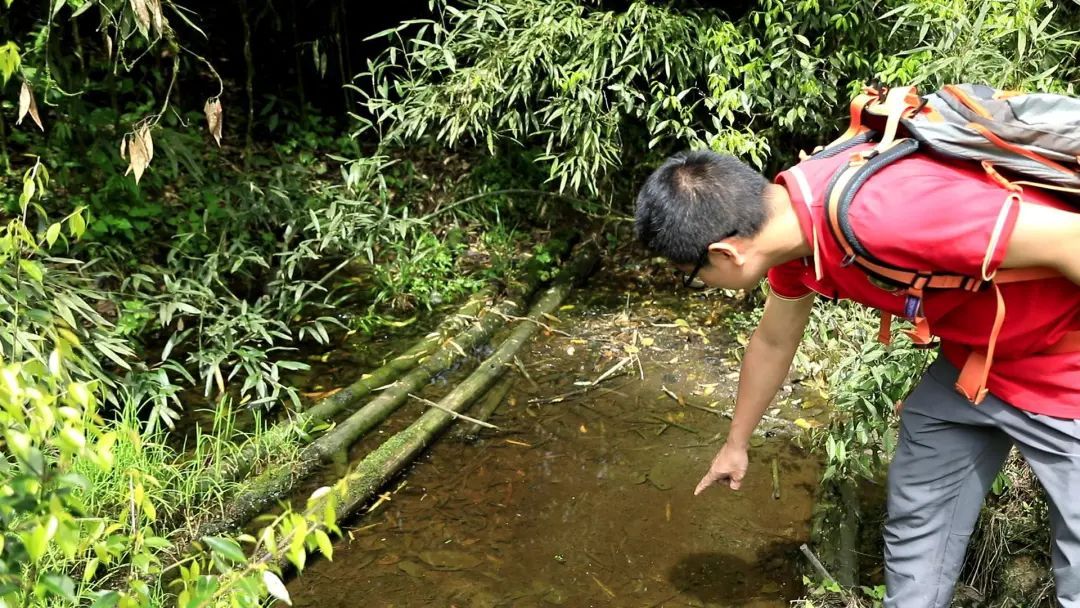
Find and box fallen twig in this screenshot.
[513,356,540,390]
[771,457,781,500]
[648,414,699,435]
[528,357,631,404]
[490,309,571,337]
[800,543,839,587]
[408,394,500,430]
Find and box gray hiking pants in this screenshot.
[884,357,1080,607]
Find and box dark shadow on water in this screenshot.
[669,543,803,605]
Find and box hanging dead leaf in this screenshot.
[147,0,165,36]
[120,135,128,159]
[104,33,113,58]
[16,82,43,131]
[204,98,222,146]
[17,82,30,124]
[130,0,151,36]
[137,126,154,163]
[126,130,150,184]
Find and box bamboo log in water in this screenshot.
[192,245,585,541]
[448,374,515,441]
[211,288,493,486]
[302,290,493,423]
[254,243,598,574]
[195,294,529,540]
[214,237,573,487]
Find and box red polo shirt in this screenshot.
[768,143,1080,417]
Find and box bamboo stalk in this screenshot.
[800,543,839,587]
[190,245,586,542]
[194,292,529,541]
[215,235,573,486]
[303,290,491,423]
[448,375,516,441]
[771,457,781,500]
[197,287,494,490]
[255,244,598,573]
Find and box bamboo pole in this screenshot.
[208,288,493,488]
[448,375,515,441]
[194,293,527,540]
[191,245,583,541]
[214,235,573,487]
[251,244,598,574]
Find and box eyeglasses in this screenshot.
[682,248,710,288]
[679,231,736,289]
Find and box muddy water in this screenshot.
[286,274,822,608]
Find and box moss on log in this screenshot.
[262,243,598,572]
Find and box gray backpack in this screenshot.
[806,83,1080,404]
[810,83,1080,293]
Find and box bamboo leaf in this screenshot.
[204,98,223,146]
[71,0,96,18]
[262,571,292,605]
[17,82,43,131]
[202,536,245,563]
[45,223,61,247]
[314,530,334,561]
[138,126,154,163]
[130,0,151,37]
[126,129,150,183]
[18,259,44,283]
[149,0,164,36]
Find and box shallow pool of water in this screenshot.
[286,272,821,608]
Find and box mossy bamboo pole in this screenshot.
[448,375,515,442]
[250,244,598,574]
[212,288,494,484]
[213,234,573,488]
[193,294,526,541]
[191,246,582,542]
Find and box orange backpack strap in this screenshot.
[877,311,893,345]
[956,292,1080,405]
[955,284,1006,404]
[873,85,923,149]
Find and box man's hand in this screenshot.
[694,442,749,494]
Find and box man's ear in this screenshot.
[708,239,746,267]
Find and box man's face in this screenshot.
[674,243,766,291]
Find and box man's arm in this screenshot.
[694,291,814,494]
[1002,202,1080,286]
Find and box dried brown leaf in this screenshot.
[130,0,151,36]
[17,82,30,125]
[17,83,43,131]
[204,98,222,146]
[149,0,165,36]
[120,135,128,159]
[127,131,150,183]
[138,126,154,163]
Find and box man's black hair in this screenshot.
[634,149,770,264]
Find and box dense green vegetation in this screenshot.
[2,0,1078,605]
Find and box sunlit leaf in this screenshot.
[262,571,292,605]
